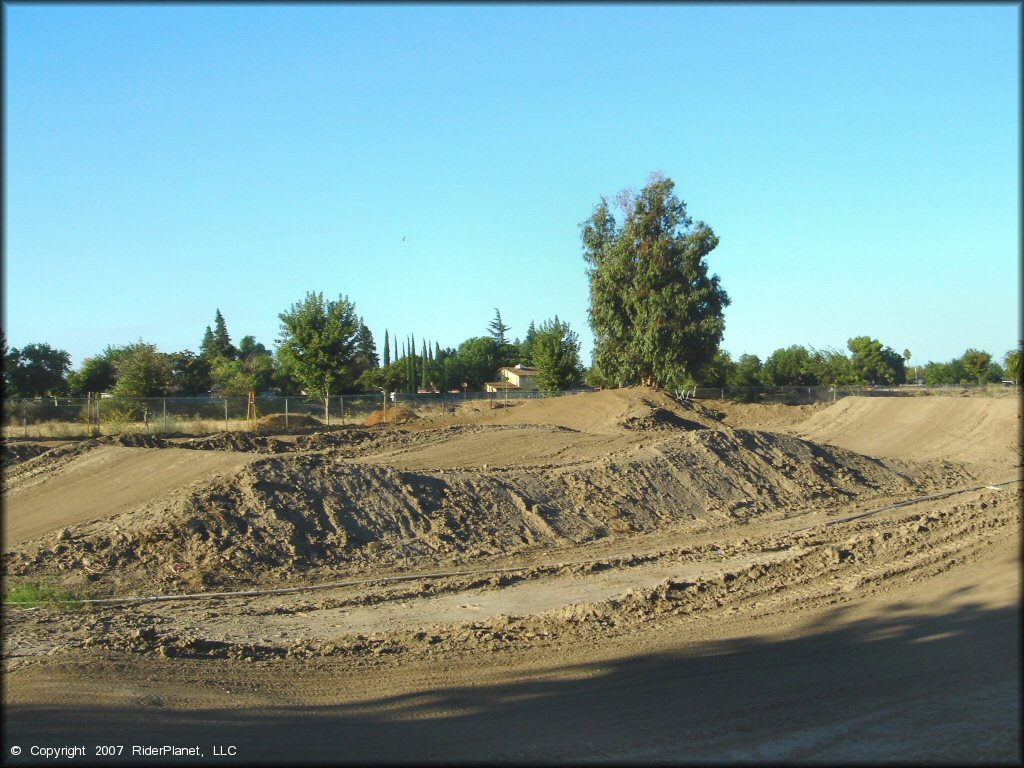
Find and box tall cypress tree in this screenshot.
[407,334,413,393]
[383,330,390,367]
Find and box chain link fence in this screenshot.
[0,389,594,439]
[1,384,1016,439]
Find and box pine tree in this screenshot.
[212,309,236,360]
[488,309,510,346]
[354,319,378,368]
[200,326,218,359]
[532,317,584,392]
[521,320,538,366]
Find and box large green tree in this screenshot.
[582,173,729,390]
[277,292,360,417]
[847,336,906,385]
[66,346,122,395]
[168,350,212,395]
[923,358,966,386]
[451,336,501,390]
[728,354,763,388]
[4,342,72,397]
[961,349,994,385]
[531,317,584,392]
[699,350,735,388]
[1004,345,1023,385]
[237,335,268,360]
[808,347,860,386]
[110,341,172,399]
[761,345,818,386]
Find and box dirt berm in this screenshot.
[3,388,985,595]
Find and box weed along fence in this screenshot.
[1,394,389,438]
[0,389,589,438]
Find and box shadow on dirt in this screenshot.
[4,598,1019,764]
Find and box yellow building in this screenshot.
[484,365,540,393]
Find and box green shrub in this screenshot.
[4,580,93,611]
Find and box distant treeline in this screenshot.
[3,315,1018,401]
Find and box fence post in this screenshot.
[23,401,27,437]
[224,399,229,432]
[340,395,345,425]
[285,397,289,429]
[163,397,167,433]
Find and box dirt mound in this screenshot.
[97,433,169,449]
[1,439,105,487]
[620,406,705,432]
[256,413,322,429]
[179,433,293,454]
[364,406,419,426]
[447,388,713,435]
[790,396,1021,466]
[294,429,379,451]
[1,443,52,467]
[5,419,975,593]
[705,400,828,430]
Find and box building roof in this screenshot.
[499,366,539,376]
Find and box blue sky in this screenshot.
[4,3,1019,371]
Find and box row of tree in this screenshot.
[695,341,1018,389]
[5,316,1016,403]
[3,173,1020,401]
[0,302,586,403]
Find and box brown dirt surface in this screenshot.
[1,442,52,467]
[177,432,294,454]
[256,413,322,429]
[363,405,419,426]
[2,386,1020,762]
[789,394,1021,466]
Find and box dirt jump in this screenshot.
[2,387,1020,763]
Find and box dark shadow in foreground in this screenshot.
[3,598,1020,765]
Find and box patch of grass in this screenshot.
[4,580,94,611]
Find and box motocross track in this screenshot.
[2,388,1020,764]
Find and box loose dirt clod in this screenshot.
[256,413,322,430]
[363,406,419,426]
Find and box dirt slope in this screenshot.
[789,395,1020,465]
[2,446,255,545]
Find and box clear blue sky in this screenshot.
[4,3,1019,371]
